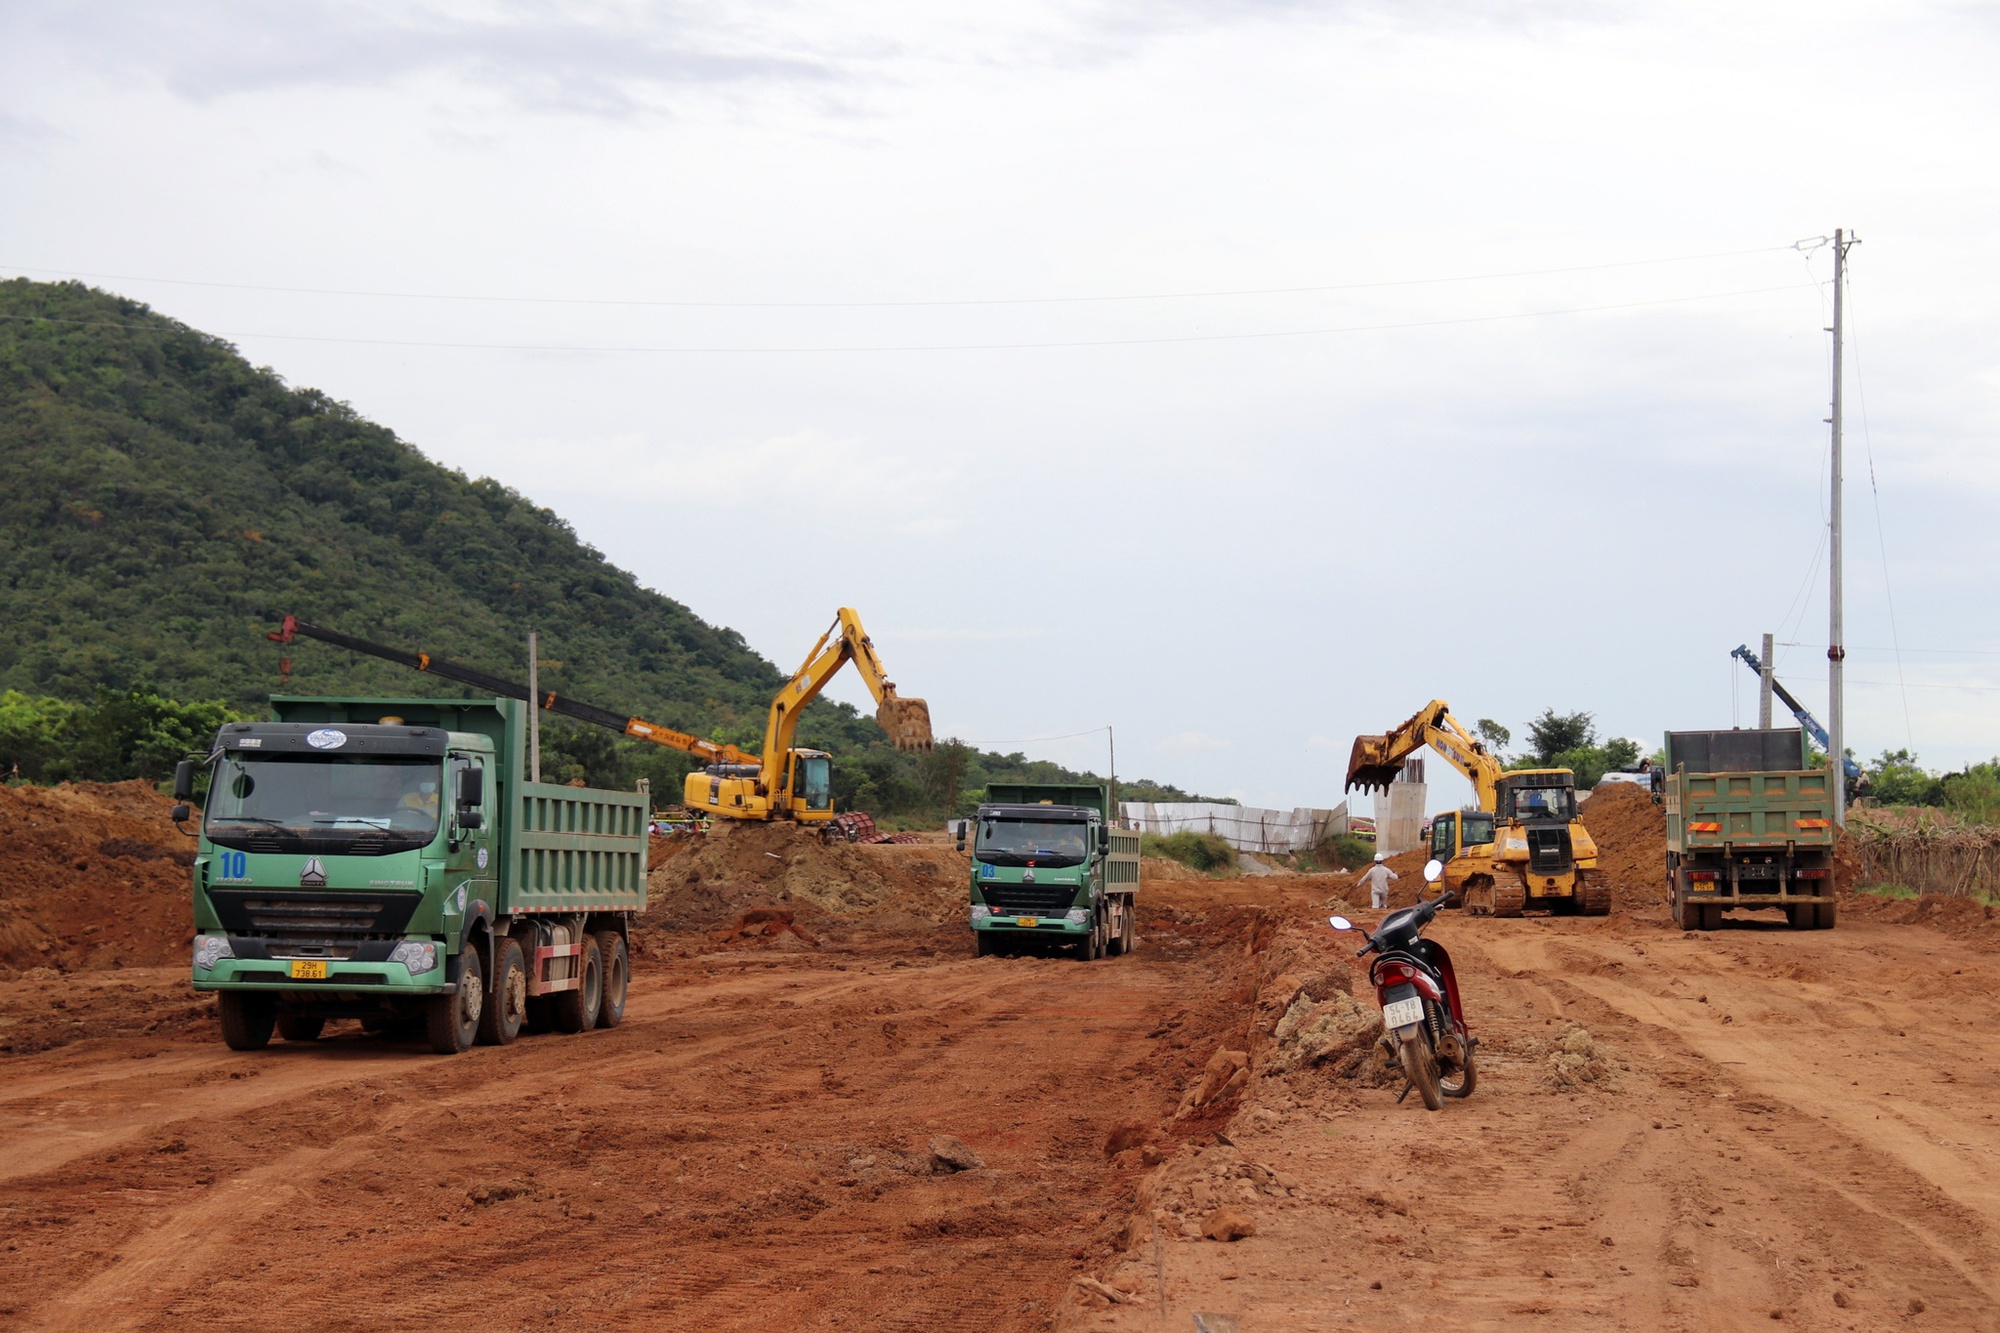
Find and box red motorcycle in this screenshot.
[1329,859,1478,1110]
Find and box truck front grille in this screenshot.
[207,888,423,956]
[981,883,1082,915]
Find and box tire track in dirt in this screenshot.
[0,897,1263,1330]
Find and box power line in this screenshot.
[0,244,1795,310]
[0,282,1815,354]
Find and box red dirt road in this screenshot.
[0,890,1258,1330]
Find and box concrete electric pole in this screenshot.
[1827,229,1857,826]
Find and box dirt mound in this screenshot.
[0,781,194,974]
[1580,781,1667,910]
[1840,890,2000,948]
[642,821,968,934]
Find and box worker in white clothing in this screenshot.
[1357,852,1399,910]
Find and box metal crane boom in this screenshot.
[1729,644,1861,780]
[265,616,759,767]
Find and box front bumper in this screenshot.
[970,913,1088,935]
[193,957,454,995]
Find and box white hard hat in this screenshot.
[1373,852,1386,863]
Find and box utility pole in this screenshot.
[1827,229,1856,826]
[1758,631,1775,729]
[1106,725,1117,823]
[528,631,542,785]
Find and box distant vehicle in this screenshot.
[961,783,1139,960]
[1663,727,1837,931]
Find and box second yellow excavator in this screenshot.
[685,608,932,822]
[1346,700,1605,917]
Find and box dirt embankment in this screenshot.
[1578,781,1668,909]
[0,781,195,974]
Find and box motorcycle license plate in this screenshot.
[1381,996,1424,1030]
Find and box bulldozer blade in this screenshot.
[1346,734,1401,792]
[878,697,934,751]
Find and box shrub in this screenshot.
[1141,830,1237,873]
[1317,832,1378,871]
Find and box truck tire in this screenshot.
[219,992,276,1051]
[477,938,527,1046]
[427,946,483,1055]
[552,936,603,1034]
[975,931,997,958]
[523,998,554,1034]
[1119,901,1136,955]
[1077,910,1103,962]
[1816,898,1838,929]
[594,931,628,1029]
[1673,887,1701,931]
[276,1014,325,1043]
[1785,903,1814,930]
[1698,903,1723,932]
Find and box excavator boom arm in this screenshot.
[1346,699,1504,811]
[266,616,760,768]
[757,608,933,792]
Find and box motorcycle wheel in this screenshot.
[1440,1042,1477,1099]
[1398,1034,1444,1111]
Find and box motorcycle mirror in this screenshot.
[1327,916,1353,931]
[1422,857,1444,884]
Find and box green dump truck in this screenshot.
[959,783,1140,959]
[175,696,649,1054]
[1663,727,1837,931]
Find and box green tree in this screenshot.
[1942,760,2000,824]
[1869,749,1944,807]
[0,691,78,780]
[1525,709,1596,764]
[1475,718,1511,757]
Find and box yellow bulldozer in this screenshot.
[1346,700,1606,917]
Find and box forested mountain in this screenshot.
[0,279,1214,813]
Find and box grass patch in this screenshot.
[1141,830,1238,874]
[1860,883,1919,899]
[1295,832,1377,872]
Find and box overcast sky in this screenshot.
[5,1,1997,814]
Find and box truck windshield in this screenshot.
[976,818,1090,867]
[204,753,444,854]
[1507,787,1574,821]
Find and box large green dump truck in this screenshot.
[959,783,1140,959]
[1663,727,1837,931]
[176,696,649,1054]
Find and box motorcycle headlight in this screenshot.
[1064,908,1088,924]
[389,941,438,975]
[193,934,233,971]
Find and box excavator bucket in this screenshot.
[877,696,934,752]
[1346,734,1403,793]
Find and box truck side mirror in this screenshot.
[173,759,195,802]
[457,766,483,808]
[1098,825,1110,852]
[954,823,966,852]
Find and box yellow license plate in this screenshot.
[1016,916,1037,927]
[289,960,328,979]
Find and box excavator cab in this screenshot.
[790,750,833,814]
[1430,809,1496,862]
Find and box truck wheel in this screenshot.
[523,998,554,1034]
[219,992,276,1051]
[975,931,998,958]
[477,938,527,1046]
[1785,903,1813,930]
[552,936,603,1033]
[276,1015,325,1043]
[594,932,628,1029]
[1119,902,1136,955]
[1816,898,1838,929]
[426,946,483,1055]
[1698,903,1723,932]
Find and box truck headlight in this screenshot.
[969,905,991,919]
[1064,909,1088,924]
[194,934,233,971]
[389,941,438,975]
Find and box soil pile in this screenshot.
[642,821,967,933]
[1579,781,1667,909]
[0,782,194,973]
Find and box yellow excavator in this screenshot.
[1346,700,1605,916]
[269,609,930,826]
[684,607,933,822]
